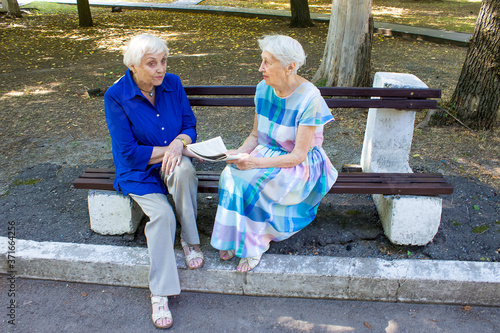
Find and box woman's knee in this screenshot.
[177,157,196,176]
[170,157,197,183]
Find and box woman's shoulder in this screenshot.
[256,80,274,95]
[296,81,320,95]
[104,75,127,99]
[161,73,185,91]
[163,73,182,85]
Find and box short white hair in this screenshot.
[258,35,306,73]
[123,34,169,68]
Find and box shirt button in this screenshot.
[157,114,160,117]
[161,127,164,130]
[164,141,167,144]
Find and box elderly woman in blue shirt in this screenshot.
[104,34,203,329]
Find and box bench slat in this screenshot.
[184,86,441,98]
[329,182,453,195]
[77,170,448,181]
[188,97,437,109]
[72,170,453,195]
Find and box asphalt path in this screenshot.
[1,275,499,333]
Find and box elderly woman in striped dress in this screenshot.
[211,35,338,272]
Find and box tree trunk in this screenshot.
[2,0,22,17]
[450,0,500,130]
[77,0,93,27]
[289,0,314,28]
[312,0,373,87]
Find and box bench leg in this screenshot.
[360,72,428,173]
[373,194,442,246]
[87,190,145,235]
[359,72,442,245]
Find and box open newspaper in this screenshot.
[187,136,241,162]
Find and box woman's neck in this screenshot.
[273,75,305,98]
[131,72,154,94]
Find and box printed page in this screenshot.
[187,136,241,162]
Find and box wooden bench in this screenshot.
[75,73,452,245]
[73,168,453,196]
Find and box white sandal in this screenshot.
[237,253,263,273]
[219,249,236,261]
[151,296,173,329]
[181,239,204,270]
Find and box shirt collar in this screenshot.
[122,69,174,100]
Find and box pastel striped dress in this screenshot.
[210,80,338,258]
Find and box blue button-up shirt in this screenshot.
[104,70,197,196]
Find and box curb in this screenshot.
[30,0,471,46]
[2,237,499,306]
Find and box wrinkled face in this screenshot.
[258,51,287,88]
[130,52,167,88]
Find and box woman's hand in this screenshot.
[225,149,240,155]
[161,140,184,175]
[184,148,205,163]
[227,153,260,170]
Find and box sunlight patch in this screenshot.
[372,6,410,17]
[277,316,355,332]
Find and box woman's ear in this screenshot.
[129,64,136,74]
[288,62,296,74]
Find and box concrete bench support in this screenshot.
[87,190,144,235]
[360,72,442,245]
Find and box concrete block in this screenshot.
[396,259,500,305]
[87,190,144,235]
[373,194,442,245]
[0,237,150,287]
[361,72,428,173]
[358,73,442,245]
[243,255,352,299]
[346,258,407,301]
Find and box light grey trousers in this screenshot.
[129,157,199,296]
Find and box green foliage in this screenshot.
[203,0,480,33]
[13,178,42,186]
[23,1,77,14]
[346,209,361,216]
[26,0,480,33]
[472,225,489,234]
[314,78,327,87]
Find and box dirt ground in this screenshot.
[0,7,499,262]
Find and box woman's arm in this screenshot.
[150,134,197,175]
[157,75,198,174]
[149,134,192,165]
[228,124,316,170]
[232,114,259,154]
[105,94,153,171]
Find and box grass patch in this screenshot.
[346,209,362,216]
[26,0,481,33]
[12,178,42,186]
[472,225,489,234]
[22,1,78,14]
[201,0,480,33]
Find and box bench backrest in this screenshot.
[184,86,441,109]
